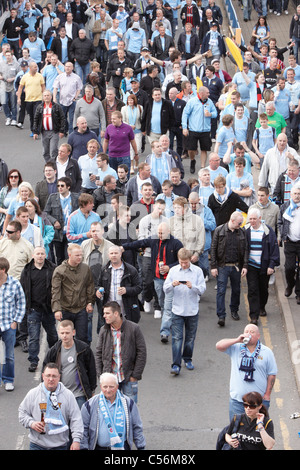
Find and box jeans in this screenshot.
[119,379,138,403]
[229,397,270,421]
[61,101,76,135]
[198,250,209,278]
[74,61,90,86]
[62,308,88,343]
[216,265,241,319]
[4,90,17,120]
[29,442,68,450]
[27,308,58,365]
[109,155,131,174]
[154,278,173,337]
[0,326,16,384]
[171,313,199,368]
[242,0,252,19]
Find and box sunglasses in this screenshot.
[6,229,16,234]
[57,184,66,188]
[9,175,19,179]
[243,403,259,409]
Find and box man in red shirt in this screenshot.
[33,90,66,161]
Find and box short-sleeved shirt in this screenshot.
[20,72,45,102]
[225,342,278,402]
[255,111,286,137]
[104,122,135,158]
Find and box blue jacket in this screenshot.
[182,96,217,132]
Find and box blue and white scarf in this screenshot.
[99,390,127,449]
[42,383,69,435]
[283,199,300,222]
[239,341,261,382]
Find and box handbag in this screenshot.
[216,414,242,450]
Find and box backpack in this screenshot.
[216,414,242,450]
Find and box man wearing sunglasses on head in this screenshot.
[216,323,277,421]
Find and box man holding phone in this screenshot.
[163,248,206,375]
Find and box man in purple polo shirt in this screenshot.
[103,111,139,174]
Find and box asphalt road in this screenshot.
[0,111,300,451]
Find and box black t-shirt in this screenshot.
[229,413,275,450]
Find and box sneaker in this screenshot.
[11,120,17,126]
[5,118,11,126]
[143,301,151,313]
[170,365,180,375]
[218,317,225,327]
[17,123,23,129]
[190,159,196,174]
[285,10,288,14]
[30,132,34,137]
[277,12,281,15]
[28,363,38,372]
[273,10,277,14]
[185,361,194,370]
[269,8,273,12]
[161,335,168,343]
[5,383,14,391]
[154,310,162,319]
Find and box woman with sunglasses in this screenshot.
[0,169,23,233]
[224,391,275,450]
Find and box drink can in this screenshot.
[243,335,251,345]
[98,287,104,294]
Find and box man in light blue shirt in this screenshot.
[182,86,217,172]
[216,324,277,420]
[22,31,46,67]
[164,247,206,375]
[96,153,117,183]
[125,22,146,63]
[42,54,64,92]
[78,139,100,193]
[232,63,255,102]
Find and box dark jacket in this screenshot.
[202,75,224,103]
[210,222,249,270]
[70,0,88,25]
[143,97,175,135]
[177,31,200,56]
[180,4,200,27]
[290,14,300,39]
[50,35,73,62]
[123,235,183,278]
[278,200,295,242]
[69,36,95,65]
[95,317,147,381]
[20,258,56,315]
[33,100,66,135]
[43,338,97,400]
[49,157,82,193]
[208,191,249,227]
[106,56,133,89]
[2,17,27,39]
[152,34,175,60]
[98,261,142,323]
[140,74,161,100]
[44,191,80,241]
[245,222,280,273]
[201,30,226,56]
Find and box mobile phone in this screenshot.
[179,280,187,284]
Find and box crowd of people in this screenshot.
[0,0,299,452]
